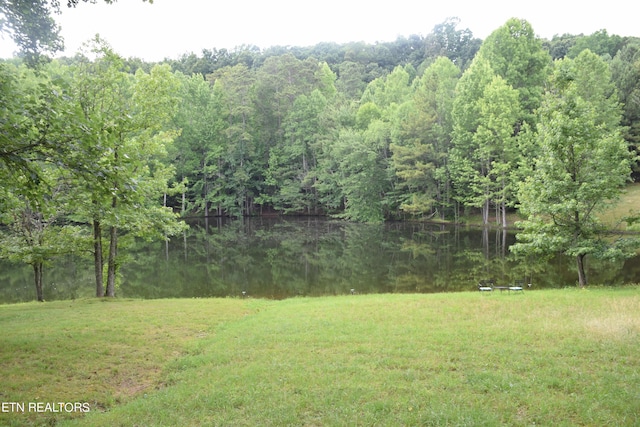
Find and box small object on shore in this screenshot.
[350,289,356,295]
[242,290,247,298]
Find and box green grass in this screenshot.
[0,298,250,426]
[461,182,640,228]
[600,182,640,228]
[1,288,639,426]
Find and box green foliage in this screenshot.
[424,17,481,70]
[0,59,89,300]
[513,50,638,286]
[0,0,152,65]
[450,56,499,219]
[361,65,412,109]
[0,38,185,300]
[171,72,227,215]
[611,41,640,176]
[0,0,63,65]
[475,18,550,124]
[2,16,640,301]
[390,57,460,218]
[450,19,551,224]
[567,29,624,59]
[327,129,388,223]
[267,90,330,214]
[0,61,79,189]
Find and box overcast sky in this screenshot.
[1,0,638,61]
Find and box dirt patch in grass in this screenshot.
[0,298,250,426]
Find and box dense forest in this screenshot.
[161,19,640,224]
[2,16,640,297]
[90,19,640,223]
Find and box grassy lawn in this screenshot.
[463,182,640,228]
[0,298,251,426]
[600,182,640,228]
[1,288,639,426]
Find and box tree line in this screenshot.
[163,20,640,226]
[2,16,640,299]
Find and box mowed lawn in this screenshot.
[1,288,639,426]
[601,182,640,228]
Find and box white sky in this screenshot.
[1,0,639,62]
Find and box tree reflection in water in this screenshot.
[1,217,637,302]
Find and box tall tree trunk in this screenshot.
[501,201,507,229]
[183,229,188,261]
[106,225,118,297]
[204,169,209,217]
[482,199,490,225]
[93,219,104,297]
[576,253,587,287]
[482,226,489,258]
[106,193,118,297]
[33,262,44,302]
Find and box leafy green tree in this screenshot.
[424,17,481,70]
[336,61,368,100]
[611,41,640,178]
[267,90,330,214]
[171,72,226,216]
[450,20,549,224]
[512,50,636,287]
[208,64,259,217]
[254,54,319,143]
[451,70,521,225]
[390,57,459,219]
[0,61,86,301]
[0,0,152,64]
[0,169,87,302]
[567,29,624,59]
[70,40,184,297]
[328,128,388,222]
[327,65,413,222]
[313,102,357,215]
[450,56,497,221]
[360,65,412,108]
[0,0,62,65]
[472,75,521,226]
[0,60,83,184]
[69,39,130,296]
[476,18,550,125]
[543,33,578,60]
[103,63,184,296]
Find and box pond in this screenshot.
[1,217,639,303]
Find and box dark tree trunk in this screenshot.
[33,262,44,302]
[106,225,118,297]
[93,219,104,297]
[577,253,587,287]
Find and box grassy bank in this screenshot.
[1,288,639,426]
[459,182,640,228]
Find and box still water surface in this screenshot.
[1,218,639,303]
